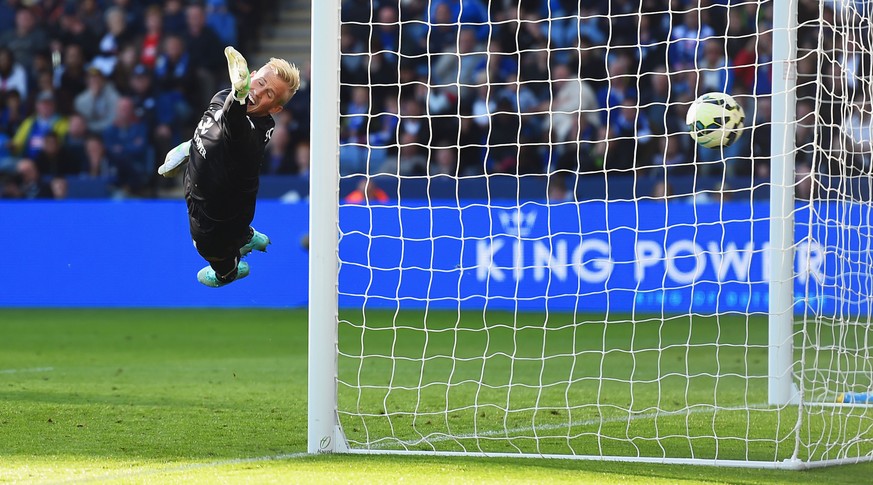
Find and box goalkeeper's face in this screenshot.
[246,68,289,117]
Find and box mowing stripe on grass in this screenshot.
[56,406,771,481]
[366,403,770,449]
[0,366,53,374]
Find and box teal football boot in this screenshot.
[240,227,270,257]
[197,261,250,288]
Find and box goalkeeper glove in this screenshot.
[224,46,250,104]
[157,140,191,178]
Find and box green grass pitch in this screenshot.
[1,308,872,484]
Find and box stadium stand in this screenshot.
[0,0,288,200]
[0,0,841,201]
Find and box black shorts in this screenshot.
[186,198,251,262]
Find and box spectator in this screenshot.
[429,145,458,176]
[80,132,116,182]
[15,158,52,199]
[230,0,261,53]
[339,86,370,175]
[428,0,489,41]
[697,39,734,95]
[103,96,150,195]
[667,11,716,71]
[111,42,140,95]
[596,52,638,125]
[109,0,144,37]
[374,5,400,63]
[31,59,55,99]
[184,2,224,105]
[295,141,310,177]
[51,9,100,60]
[0,8,50,73]
[0,88,24,138]
[344,177,389,204]
[550,63,601,144]
[650,180,675,199]
[262,125,296,175]
[604,96,654,172]
[640,69,686,139]
[367,96,399,152]
[547,174,574,203]
[0,0,15,33]
[378,132,428,176]
[427,2,458,54]
[153,34,197,120]
[61,112,89,173]
[49,175,68,199]
[139,5,163,69]
[650,135,690,178]
[633,12,669,75]
[0,172,23,198]
[78,0,107,38]
[12,91,69,159]
[34,131,78,177]
[206,0,238,47]
[0,47,28,100]
[431,27,486,88]
[795,162,813,200]
[53,43,88,115]
[339,23,368,87]
[286,62,311,139]
[74,64,121,133]
[128,64,157,129]
[733,36,765,95]
[91,6,134,78]
[162,0,186,36]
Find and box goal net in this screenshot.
[308,0,873,468]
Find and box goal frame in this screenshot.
[307,0,870,469]
[308,0,342,455]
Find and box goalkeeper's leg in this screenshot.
[240,226,271,257]
[158,140,191,178]
[191,231,252,288]
[224,46,251,104]
[197,257,250,288]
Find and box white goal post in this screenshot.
[309,0,873,468]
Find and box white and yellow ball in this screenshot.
[686,92,745,149]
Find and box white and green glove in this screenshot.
[157,140,191,178]
[224,46,251,104]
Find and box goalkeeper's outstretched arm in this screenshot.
[157,139,191,178]
[221,46,256,139]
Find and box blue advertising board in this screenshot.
[2,200,868,314]
[0,201,310,308]
[338,201,871,316]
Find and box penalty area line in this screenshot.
[0,366,54,374]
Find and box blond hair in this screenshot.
[264,58,301,106]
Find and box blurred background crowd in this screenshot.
[0,0,863,201]
[0,0,308,200]
[337,0,866,201]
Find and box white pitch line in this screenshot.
[60,452,310,484]
[367,403,770,449]
[0,366,53,374]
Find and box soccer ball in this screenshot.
[685,92,745,149]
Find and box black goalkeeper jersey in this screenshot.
[184,89,276,226]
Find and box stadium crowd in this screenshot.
[337,0,862,200]
[0,0,297,199]
[0,0,861,200]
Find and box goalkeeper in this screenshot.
[157,47,300,287]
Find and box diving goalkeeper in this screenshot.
[157,47,300,287]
